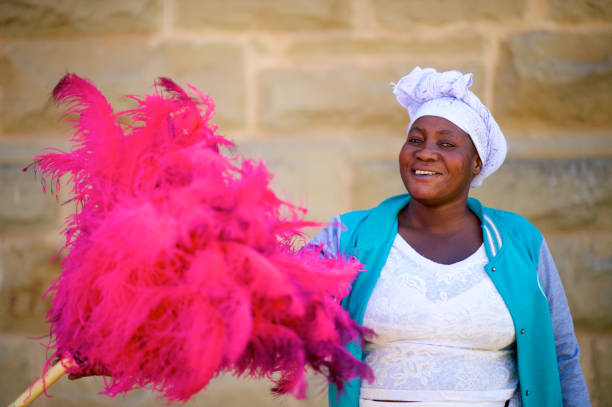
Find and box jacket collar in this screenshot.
[356,194,503,258]
[467,196,503,259]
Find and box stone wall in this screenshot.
[1,0,610,405]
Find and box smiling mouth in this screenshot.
[413,169,440,176]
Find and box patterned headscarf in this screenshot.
[393,67,507,188]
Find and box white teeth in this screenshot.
[414,170,437,175]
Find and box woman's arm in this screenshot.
[537,238,591,407]
[308,215,343,257]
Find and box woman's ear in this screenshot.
[473,156,483,175]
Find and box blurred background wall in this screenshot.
[0,0,610,406]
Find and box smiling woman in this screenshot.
[310,67,590,407]
[398,116,483,265]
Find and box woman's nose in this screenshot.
[415,142,437,161]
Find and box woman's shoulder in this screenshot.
[481,205,544,257]
[310,206,381,255]
[483,206,534,226]
[482,206,539,233]
[338,208,371,227]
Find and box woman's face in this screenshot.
[398,115,482,206]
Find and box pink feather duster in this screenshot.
[30,74,373,402]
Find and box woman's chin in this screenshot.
[407,185,469,207]
[407,191,444,206]
[406,184,443,201]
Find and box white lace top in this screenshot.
[360,234,518,406]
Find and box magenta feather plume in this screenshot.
[31,74,372,402]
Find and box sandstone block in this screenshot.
[0,164,56,224]
[239,139,353,224]
[0,139,68,165]
[258,64,483,134]
[0,233,60,333]
[506,130,612,159]
[371,0,524,26]
[0,0,162,36]
[175,0,352,31]
[548,0,612,21]
[494,31,612,129]
[286,34,485,60]
[352,159,405,210]
[0,41,245,136]
[470,158,612,231]
[259,68,398,132]
[545,232,612,330]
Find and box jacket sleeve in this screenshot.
[537,238,591,407]
[307,215,343,257]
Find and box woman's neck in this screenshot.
[399,198,475,235]
[397,197,483,264]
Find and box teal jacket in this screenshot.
[311,194,589,407]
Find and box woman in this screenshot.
[311,67,590,407]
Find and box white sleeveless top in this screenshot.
[360,234,518,406]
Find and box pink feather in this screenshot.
[31,74,373,402]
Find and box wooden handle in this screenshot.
[9,357,73,407]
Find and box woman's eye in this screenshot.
[440,142,455,148]
[407,137,422,144]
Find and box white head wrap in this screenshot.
[392,67,507,188]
